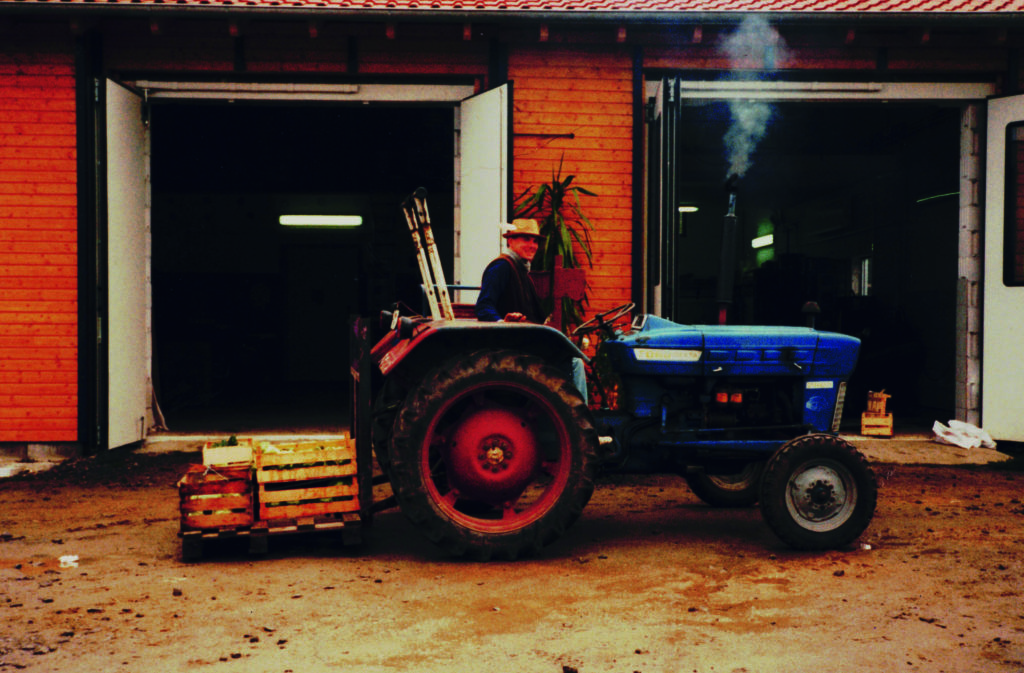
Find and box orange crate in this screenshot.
[178,464,254,531]
[254,440,359,521]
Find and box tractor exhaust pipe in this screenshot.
[717,176,739,325]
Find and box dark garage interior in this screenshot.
[150,102,454,433]
[147,97,961,434]
[670,100,962,426]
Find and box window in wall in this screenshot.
[852,256,872,296]
[1005,123,1024,286]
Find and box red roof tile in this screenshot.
[1,0,1021,12]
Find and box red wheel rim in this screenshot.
[420,381,573,534]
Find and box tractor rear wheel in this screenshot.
[685,461,764,507]
[388,349,598,560]
[760,434,877,550]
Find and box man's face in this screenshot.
[507,235,541,262]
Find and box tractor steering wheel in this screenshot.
[572,302,636,337]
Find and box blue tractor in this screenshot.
[352,192,877,560]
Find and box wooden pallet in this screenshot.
[178,464,254,532]
[254,440,360,521]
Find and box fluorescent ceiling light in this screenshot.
[677,206,699,213]
[279,215,363,227]
[751,234,774,249]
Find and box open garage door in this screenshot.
[647,79,995,428]
[647,76,679,318]
[983,94,1024,441]
[105,80,151,449]
[456,84,510,303]
[104,80,505,435]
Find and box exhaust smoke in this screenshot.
[721,16,788,181]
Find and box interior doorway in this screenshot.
[668,100,962,425]
[149,103,455,433]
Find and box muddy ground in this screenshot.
[1,447,1023,673]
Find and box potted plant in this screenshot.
[512,155,596,330]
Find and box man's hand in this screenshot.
[504,312,527,323]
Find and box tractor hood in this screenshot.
[604,315,859,379]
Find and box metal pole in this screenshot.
[412,188,455,320]
[401,198,441,319]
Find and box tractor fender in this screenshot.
[378,320,586,378]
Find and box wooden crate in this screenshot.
[203,437,254,467]
[865,391,891,416]
[861,413,894,437]
[178,464,254,532]
[254,440,359,521]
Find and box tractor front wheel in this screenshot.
[388,350,598,560]
[759,434,877,550]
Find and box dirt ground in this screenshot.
[1,445,1023,673]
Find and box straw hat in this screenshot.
[501,218,543,240]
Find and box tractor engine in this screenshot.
[594,314,858,471]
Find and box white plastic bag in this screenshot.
[932,420,996,450]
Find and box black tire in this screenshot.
[760,434,877,550]
[388,349,598,560]
[685,461,764,507]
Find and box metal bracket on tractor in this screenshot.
[349,188,878,561]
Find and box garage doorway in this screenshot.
[648,80,981,427]
[149,102,454,432]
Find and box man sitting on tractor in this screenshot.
[475,218,588,402]
[474,218,546,324]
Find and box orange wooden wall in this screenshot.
[509,46,634,318]
[0,43,78,442]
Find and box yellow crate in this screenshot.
[861,413,894,437]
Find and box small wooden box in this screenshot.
[203,437,254,467]
[861,413,894,437]
[254,440,359,521]
[178,464,254,531]
[865,391,891,416]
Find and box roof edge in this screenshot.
[3,4,1024,27]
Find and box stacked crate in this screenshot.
[178,464,254,533]
[860,391,893,437]
[253,440,359,522]
[176,436,362,559]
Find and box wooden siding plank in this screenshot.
[0,287,77,299]
[0,229,78,242]
[0,371,76,383]
[0,146,77,160]
[0,335,77,347]
[0,242,77,255]
[0,280,77,292]
[0,395,77,407]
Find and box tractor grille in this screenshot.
[831,381,848,433]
